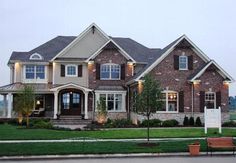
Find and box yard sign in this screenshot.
[204,107,222,134]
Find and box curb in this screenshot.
[0,152,234,161]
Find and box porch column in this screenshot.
[84,91,88,119]
[53,91,58,119]
[7,93,13,118]
[3,94,7,117]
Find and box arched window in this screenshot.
[29,53,43,60]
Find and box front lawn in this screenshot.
[0,140,205,156]
[0,124,236,140]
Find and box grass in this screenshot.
[0,140,206,156]
[230,112,236,120]
[0,124,236,140]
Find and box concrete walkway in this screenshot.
[0,137,209,143]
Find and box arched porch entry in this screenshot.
[50,83,92,119]
[60,89,83,116]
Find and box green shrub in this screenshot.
[140,119,162,127]
[183,116,189,126]
[222,121,236,127]
[195,117,202,126]
[32,120,53,129]
[162,119,179,127]
[104,119,133,128]
[189,117,194,126]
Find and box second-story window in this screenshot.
[101,64,120,80]
[66,65,77,77]
[179,56,188,70]
[25,65,45,79]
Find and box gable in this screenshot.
[129,35,211,83]
[51,24,109,61]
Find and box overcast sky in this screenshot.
[0,0,236,96]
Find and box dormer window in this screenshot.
[179,55,188,70]
[29,53,43,60]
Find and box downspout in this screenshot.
[92,91,95,122]
[124,85,130,120]
[191,83,194,117]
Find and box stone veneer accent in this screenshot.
[93,112,127,121]
[130,112,230,125]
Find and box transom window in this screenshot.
[158,91,178,112]
[98,93,123,111]
[66,65,77,76]
[179,56,188,70]
[101,64,120,80]
[205,92,216,108]
[25,65,45,79]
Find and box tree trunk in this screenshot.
[147,114,150,142]
[26,115,29,128]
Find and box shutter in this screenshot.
[216,91,221,108]
[200,91,205,112]
[121,64,125,80]
[188,55,193,70]
[179,91,184,112]
[78,65,82,77]
[174,55,179,70]
[96,63,100,80]
[61,64,65,77]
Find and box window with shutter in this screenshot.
[157,91,178,112]
[179,91,184,112]
[78,65,82,77]
[96,63,100,80]
[174,55,179,70]
[188,55,193,70]
[200,91,205,112]
[61,64,65,77]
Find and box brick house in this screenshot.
[0,23,234,124]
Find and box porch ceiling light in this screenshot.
[36,100,40,105]
[88,60,94,65]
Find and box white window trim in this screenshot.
[23,64,48,83]
[156,90,179,113]
[95,90,126,112]
[65,64,78,77]
[205,91,216,109]
[29,53,43,60]
[100,63,121,80]
[179,55,188,70]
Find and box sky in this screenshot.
[0,0,236,96]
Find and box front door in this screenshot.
[61,91,82,115]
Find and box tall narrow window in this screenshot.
[25,65,35,79]
[36,65,45,79]
[179,56,188,70]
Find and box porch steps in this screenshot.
[51,116,92,125]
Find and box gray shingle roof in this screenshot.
[9,36,76,63]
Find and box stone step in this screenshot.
[51,119,92,125]
[59,116,82,120]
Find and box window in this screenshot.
[25,65,45,79]
[179,56,188,70]
[97,93,124,111]
[29,53,43,60]
[101,64,120,80]
[157,91,178,112]
[73,93,80,104]
[66,65,77,76]
[62,93,70,110]
[205,92,216,108]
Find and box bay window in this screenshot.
[96,92,126,112]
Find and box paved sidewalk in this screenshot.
[0,137,208,143]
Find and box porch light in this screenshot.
[127,61,134,66]
[193,80,200,85]
[88,60,94,65]
[36,100,40,105]
[223,81,230,85]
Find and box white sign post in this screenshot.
[204,106,222,134]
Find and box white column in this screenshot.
[3,95,7,117]
[7,93,13,118]
[53,91,58,119]
[84,91,88,119]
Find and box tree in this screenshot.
[135,74,163,141]
[14,85,35,127]
[96,97,107,124]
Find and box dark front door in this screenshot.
[61,90,82,115]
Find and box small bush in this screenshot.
[183,116,189,126]
[103,119,133,128]
[140,119,162,127]
[195,117,202,126]
[189,117,195,126]
[32,120,53,129]
[222,121,236,127]
[162,119,179,127]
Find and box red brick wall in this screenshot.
[88,49,133,89]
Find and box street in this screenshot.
[2,156,236,163]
